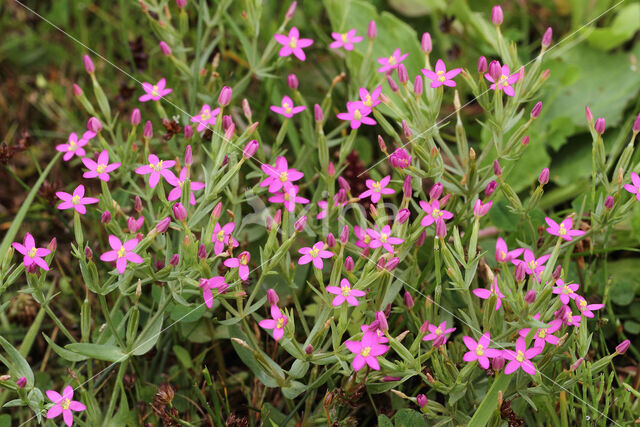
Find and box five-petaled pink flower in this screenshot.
[545,216,585,241]
[574,296,604,318]
[462,332,501,369]
[421,59,462,88]
[337,102,376,129]
[360,322,389,343]
[259,305,288,341]
[422,321,456,344]
[367,225,404,253]
[354,225,372,249]
[139,78,172,102]
[56,131,95,161]
[298,241,334,269]
[485,64,519,97]
[268,185,309,212]
[624,172,640,201]
[166,167,205,205]
[345,331,389,371]
[377,48,409,73]
[99,235,144,274]
[326,278,366,307]
[515,249,550,282]
[473,199,493,217]
[518,313,562,349]
[358,86,382,109]
[190,104,220,132]
[270,95,306,118]
[552,279,580,305]
[224,251,251,281]
[46,385,86,426]
[12,232,51,271]
[260,156,304,193]
[359,176,394,203]
[329,29,363,51]
[495,237,523,263]
[211,222,238,255]
[274,27,314,61]
[419,199,453,227]
[56,185,99,214]
[135,154,177,188]
[473,277,505,310]
[199,276,226,308]
[82,150,120,181]
[503,337,542,375]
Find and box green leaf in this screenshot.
[488,200,519,232]
[587,4,640,51]
[172,345,193,369]
[0,336,34,385]
[394,408,426,426]
[468,374,512,426]
[65,343,127,362]
[378,414,393,427]
[624,320,640,335]
[43,334,88,362]
[132,312,164,356]
[281,380,307,399]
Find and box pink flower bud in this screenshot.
[473,199,493,217]
[570,357,584,372]
[585,105,593,123]
[524,290,536,303]
[285,1,297,19]
[477,56,487,73]
[85,246,93,259]
[273,209,282,225]
[368,20,377,40]
[397,64,408,84]
[421,32,432,54]
[417,231,426,247]
[515,262,526,281]
[390,147,412,169]
[538,167,549,185]
[155,217,171,233]
[143,120,153,138]
[224,123,235,140]
[616,339,630,354]
[376,311,388,331]
[413,75,423,96]
[403,291,414,309]
[493,160,502,176]
[72,84,83,96]
[633,112,640,133]
[326,233,336,248]
[604,195,614,210]
[328,161,335,177]
[594,117,606,135]
[521,135,530,146]
[492,354,505,371]
[128,216,142,233]
[222,115,233,131]
[416,394,427,408]
[83,54,95,74]
[435,220,447,239]
[552,265,562,280]
[429,182,443,200]
[131,108,141,126]
[195,244,205,259]
[159,41,172,56]
[420,321,429,333]
[377,135,387,152]
[88,117,102,133]
[338,176,350,192]
[242,98,252,120]
[439,193,451,207]
[340,225,349,244]
[183,145,193,167]
[16,377,27,388]
[314,104,324,122]
[218,86,232,107]
[101,211,112,224]
[183,124,193,139]
[243,140,259,159]
[212,202,222,220]
[382,376,401,382]
[396,208,410,224]
[266,289,279,305]
[173,203,188,221]
[433,334,446,348]
[387,75,399,92]
[530,101,542,119]
[491,5,503,25]
[336,188,348,204]
[403,175,412,199]
[386,257,400,271]
[47,237,57,251]
[287,73,299,90]
[489,60,501,81]
[305,344,313,355]
[542,27,553,48]
[344,256,354,271]
[290,215,305,232]
[175,0,186,7]
[402,120,412,138]
[485,180,497,197]
[169,254,180,266]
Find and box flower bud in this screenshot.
[84,246,93,260]
[430,182,443,200]
[222,115,233,131]
[175,0,186,7]
[604,195,614,210]
[325,233,336,248]
[131,108,141,126]
[585,105,593,123]
[538,167,549,185]
[492,354,505,371]
[417,231,426,247]
[387,75,399,92]
[433,334,446,348]
[570,357,584,372]
[435,220,447,239]
[416,394,427,408]
[368,20,377,40]
[413,75,423,96]
[224,123,235,140]
[439,193,451,207]
[183,145,193,167]
[273,209,282,225]
[491,5,503,26]
[159,41,172,56]
[169,254,180,266]
[542,27,552,48]
[489,60,501,81]
[340,225,349,244]
[421,32,432,54]
[243,140,259,159]
[143,120,153,138]
[198,243,207,259]
[101,211,112,224]
[473,199,492,217]
[397,64,408,84]
[524,289,536,303]
[377,135,387,152]
[285,1,296,19]
[402,120,412,139]
[83,54,95,74]
[212,202,222,220]
[314,104,324,123]
[287,73,299,90]
[335,188,348,204]
[242,98,252,120]
[633,112,640,133]
[403,291,414,309]
[344,256,354,271]
[294,215,307,232]
[403,175,412,199]
[616,339,630,355]
[338,176,351,192]
[328,162,335,177]
[477,56,487,73]
[552,265,562,280]
[155,217,171,233]
[396,208,410,224]
[530,102,542,119]
[173,203,187,221]
[485,180,497,197]
[305,344,313,355]
[594,117,606,135]
[218,86,232,107]
[390,147,411,169]
[376,311,388,331]
[15,376,27,388]
[72,84,83,96]
[515,262,526,281]
[386,257,400,271]
[267,289,279,305]
[87,117,102,133]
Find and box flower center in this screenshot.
[72,195,81,205]
[96,164,106,174]
[388,56,395,64]
[436,70,446,82]
[279,172,288,182]
[558,224,567,235]
[579,299,587,308]
[68,140,77,151]
[276,317,285,329]
[61,398,71,410]
[151,85,159,97]
[201,110,211,121]
[364,235,371,244]
[538,329,547,338]
[310,248,319,258]
[529,261,537,270]
[341,285,351,296]
[364,94,372,107]
[435,327,442,335]
[217,230,225,242]
[117,246,127,258]
[516,350,525,363]
[341,33,348,42]
[380,233,388,243]
[562,286,572,295]
[432,208,442,218]
[283,192,291,201]
[500,251,506,261]
[283,102,292,114]
[289,38,297,48]
[353,109,362,120]
[240,254,248,265]
[475,344,484,356]
[151,160,164,172]
[499,75,509,86]
[28,247,37,258]
[372,181,381,192]
[361,346,371,357]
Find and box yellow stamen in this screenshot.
[475,344,484,356]
[361,347,371,357]
[516,350,525,362]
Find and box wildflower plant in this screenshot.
[2,1,640,426]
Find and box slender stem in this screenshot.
[99,294,126,348]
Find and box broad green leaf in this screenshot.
[587,4,640,51]
[0,336,34,385]
[394,408,426,426]
[43,334,88,362]
[468,374,512,426]
[65,343,127,362]
[173,345,193,369]
[132,313,164,356]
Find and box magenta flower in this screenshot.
[56,185,99,215]
[298,241,334,269]
[462,332,501,369]
[389,148,412,169]
[260,156,304,193]
[326,278,366,307]
[422,321,456,344]
[552,279,580,305]
[624,172,640,201]
[495,237,523,263]
[270,95,306,118]
[81,150,120,181]
[564,310,581,327]
[503,338,542,375]
[135,154,177,188]
[367,225,404,253]
[139,78,172,102]
[360,322,388,343]
[377,48,408,73]
[473,277,505,310]
[337,102,376,129]
[345,332,389,371]
[199,276,226,308]
[359,176,395,203]
[259,305,288,341]
[545,216,585,241]
[421,59,462,88]
[46,385,86,426]
[516,249,550,282]
[190,104,220,132]
[211,222,238,255]
[274,27,313,61]
[166,168,205,205]
[473,199,493,217]
[574,296,604,318]
[99,235,143,274]
[419,200,453,227]
[12,232,51,271]
[224,251,250,281]
[353,225,372,249]
[329,29,363,51]
[359,86,382,109]
[268,185,309,212]
[485,64,519,97]
[518,313,562,349]
[56,131,95,161]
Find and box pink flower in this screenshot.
[316,196,346,220]
[199,276,226,308]
[274,27,314,61]
[360,322,388,343]
[260,156,304,193]
[515,249,550,282]
[389,148,412,169]
[552,279,580,305]
[545,216,585,241]
[574,296,604,318]
[485,64,519,97]
[224,251,250,280]
[462,332,501,369]
[12,232,51,271]
[268,185,309,212]
[624,172,640,201]
[564,310,581,327]
[336,102,376,129]
[472,277,505,310]
[139,78,172,102]
[421,59,462,88]
[358,86,382,109]
[56,131,95,161]
[46,385,86,426]
[419,200,453,227]
[99,235,144,274]
[422,321,456,344]
[190,104,220,132]
[81,150,120,181]
[359,176,395,203]
[259,305,288,341]
[135,154,177,188]
[367,225,404,253]
[270,95,306,118]
[377,48,409,73]
[495,237,523,263]
[503,338,542,375]
[345,331,389,371]
[211,222,238,255]
[56,185,99,214]
[298,241,334,269]
[353,225,372,249]
[326,278,366,306]
[473,199,493,217]
[166,168,205,205]
[329,29,363,51]
[127,216,144,233]
[518,313,562,349]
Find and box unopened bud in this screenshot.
[491,5,503,25]
[538,167,549,185]
[155,217,171,233]
[344,256,354,271]
[218,86,232,107]
[421,32,432,54]
[616,339,630,355]
[594,117,606,135]
[305,344,313,355]
[197,244,206,259]
[403,291,414,309]
[387,75,399,92]
[524,289,536,303]
[397,64,408,84]
[416,394,427,408]
[414,75,423,96]
[267,288,279,305]
[386,257,400,271]
[515,262,526,281]
[72,84,83,96]
[489,60,501,81]
[143,120,153,138]
[340,225,349,244]
[585,105,593,123]
[633,112,640,133]
[159,41,172,56]
[314,104,324,123]
[530,102,542,119]
[173,203,187,221]
[338,176,350,192]
[492,354,505,371]
[417,231,427,247]
[570,357,584,372]
[101,211,112,224]
[84,246,93,260]
[242,98,252,120]
[477,56,487,74]
[430,182,443,200]
[243,140,259,159]
[83,54,95,74]
[553,265,562,280]
[326,233,336,248]
[542,27,553,48]
[485,180,497,197]
[396,208,410,224]
[169,254,180,266]
[294,215,307,232]
[368,20,377,40]
[604,196,614,210]
[402,120,412,138]
[16,377,27,388]
[376,311,388,331]
[287,73,299,90]
[285,1,297,19]
[47,237,57,251]
[88,117,102,133]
